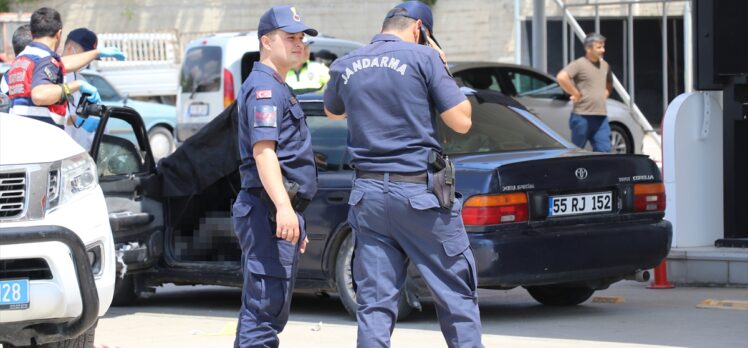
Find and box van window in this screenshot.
[181,46,222,93]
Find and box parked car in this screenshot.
[176,32,363,142]
[450,62,645,154]
[80,70,177,161]
[87,87,671,318]
[0,113,115,347]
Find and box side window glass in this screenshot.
[453,68,503,93]
[306,115,348,172]
[83,74,120,102]
[506,70,558,97]
[96,117,146,176]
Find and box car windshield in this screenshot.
[181,46,222,93]
[437,95,565,155]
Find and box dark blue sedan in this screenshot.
[92,89,671,318]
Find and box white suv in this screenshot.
[0,114,115,347]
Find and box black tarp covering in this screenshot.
[158,103,240,197]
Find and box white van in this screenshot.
[176,32,363,142]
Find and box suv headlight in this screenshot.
[47,152,98,213]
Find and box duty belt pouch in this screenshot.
[429,151,456,210]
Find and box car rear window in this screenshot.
[180,46,222,93]
[438,95,565,154]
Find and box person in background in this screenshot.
[285,42,330,94]
[61,27,126,149]
[556,32,613,153]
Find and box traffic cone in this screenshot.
[647,260,675,289]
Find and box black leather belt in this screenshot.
[246,188,311,213]
[356,170,428,184]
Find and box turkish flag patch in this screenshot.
[256,90,272,99]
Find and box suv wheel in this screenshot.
[610,123,633,154]
[334,232,412,320]
[525,285,595,306]
[6,321,97,348]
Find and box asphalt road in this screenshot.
[93,281,748,348]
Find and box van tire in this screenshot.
[148,125,175,162]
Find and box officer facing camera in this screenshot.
[323,1,482,348]
[232,5,319,348]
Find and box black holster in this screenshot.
[248,178,310,223]
[429,150,456,209]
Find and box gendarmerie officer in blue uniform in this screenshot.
[232,5,318,348]
[323,2,483,347]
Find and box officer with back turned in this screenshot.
[323,1,483,347]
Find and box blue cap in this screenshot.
[67,28,98,51]
[386,1,434,33]
[257,5,318,38]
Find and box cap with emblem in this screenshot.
[385,1,434,33]
[66,28,98,52]
[257,5,319,38]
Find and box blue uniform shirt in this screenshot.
[323,33,465,173]
[237,62,318,199]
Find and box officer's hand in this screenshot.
[275,205,300,244]
[426,36,448,65]
[79,81,101,104]
[300,237,309,254]
[75,115,100,133]
[99,47,126,61]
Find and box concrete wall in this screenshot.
[11,0,687,63]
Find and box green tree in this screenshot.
[0,0,38,12]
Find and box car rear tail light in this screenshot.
[462,193,528,226]
[633,183,666,212]
[223,68,235,108]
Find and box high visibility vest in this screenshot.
[7,44,67,127]
[286,61,330,93]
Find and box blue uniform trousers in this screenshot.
[569,112,611,152]
[232,190,304,348]
[348,176,483,348]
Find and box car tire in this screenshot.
[6,320,97,348]
[525,285,595,306]
[111,274,139,306]
[148,125,175,162]
[609,123,633,154]
[334,232,412,320]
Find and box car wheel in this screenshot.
[334,232,412,320]
[148,126,175,162]
[111,274,139,306]
[525,285,595,306]
[610,123,633,154]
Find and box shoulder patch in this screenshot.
[256,90,272,99]
[43,66,56,80]
[253,105,277,128]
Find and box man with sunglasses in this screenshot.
[323,1,482,347]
